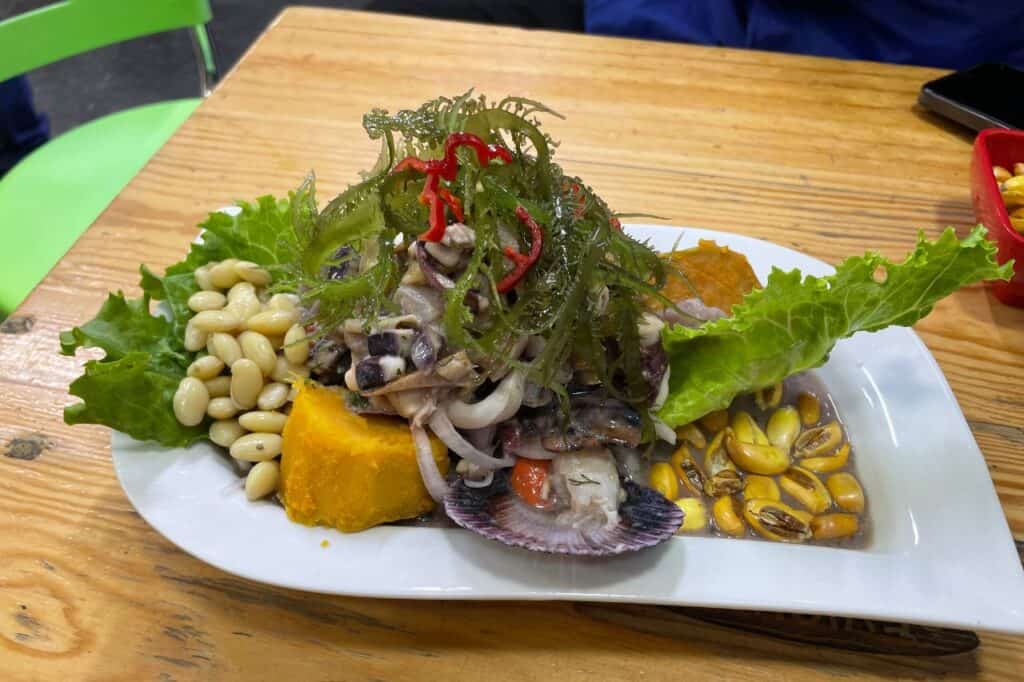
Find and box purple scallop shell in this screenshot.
[443,478,683,556]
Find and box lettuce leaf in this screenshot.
[658,227,1012,427]
[61,197,295,446]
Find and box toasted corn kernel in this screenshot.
[731,411,770,445]
[797,392,821,426]
[801,443,850,473]
[744,499,811,542]
[766,406,800,453]
[673,497,708,533]
[755,382,783,410]
[726,431,789,475]
[675,422,706,449]
[704,431,743,495]
[793,421,842,458]
[712,496,746,537]
[705,470,743,497]
[1015,162,1024,176]
[811,513,859,540]
[743,475,780,501]
[648,462,679,500]
[994,165,1013,182]
[1002,189,1024,208]
[698,409,729,433]
[1002,175,1024,192]
[670,445,706,496]
[779,466,832,513]
[826,473,865,514]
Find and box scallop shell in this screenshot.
[443,478,683,556]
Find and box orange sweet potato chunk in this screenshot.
[662,239,760,313]
[280,382,448,532]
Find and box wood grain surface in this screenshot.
[3,7,1023,680]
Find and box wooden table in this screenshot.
[2,7,1022,680]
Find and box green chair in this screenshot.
[0,0,216,314]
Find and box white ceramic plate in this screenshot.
[112,225,1024,634]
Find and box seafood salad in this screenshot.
[61,94,1010,556]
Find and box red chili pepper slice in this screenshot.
[392,133,511,242]
[497,206,544,293]
[437,187,464,223]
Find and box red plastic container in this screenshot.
[971,128,1024,307]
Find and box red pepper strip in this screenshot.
[392,133,512,242]
[437,187,464,223]
[393,156,429,174]
[497,206,544,293]
[418,172,447,242]
[609,216,622,231]
[435,132,513,181]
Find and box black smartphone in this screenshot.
[919,63,1024,131]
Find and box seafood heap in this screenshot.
[61,93,1010,557]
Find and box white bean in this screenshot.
[191,309,241,334]
[173,377,209,426]
[270,355,310,383]
[230,359,263,409]
[227,281,256,302]
[283,324,310,365]
[187,290,227,313]
[257,382,290,411]
[230,433,282,462]
[238,331,277,376]
[209,419,246,447]
[235,261,271,287]
[225,296,261,321]
[194,264,216,291]
[246,309,298,336]
[207,332,243,367]
[209,259,241,288]
[207,396,240,420]
[184,319,208,351]
[245,460,280,500]
[238,410,287,433]
[204,375,232,398]
[187,354,225,380]
[268,293,300,312]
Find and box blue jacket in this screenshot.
[585,1,1024,69]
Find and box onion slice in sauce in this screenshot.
[429,410,514,470]
[411,424,449,502]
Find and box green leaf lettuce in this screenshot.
[658,227,1013,427]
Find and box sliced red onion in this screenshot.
[447,370,525,429]
[428,410,513,470]
[412,424,449,502]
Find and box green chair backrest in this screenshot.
[0,0,212,82]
